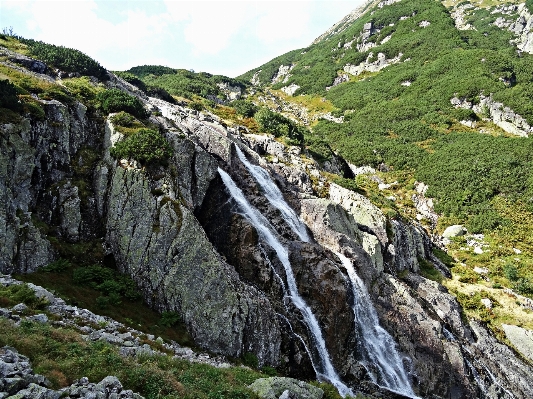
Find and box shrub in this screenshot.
[254,107,305,144]
[503,264,519,282]
[231,100,258,117]
[110,111,137,128]
[21,39,107,79]
[159,311,181,327]
[241,352,258,369]
[0,79,22,111]
[42,258,71,273]
[0,284,48,310]
[97,89,149,119]
[527,0,533,13]
[110,128,173,165]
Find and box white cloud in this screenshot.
[164,1,251,56]
[253,2,312,44]
[3,1,169,61]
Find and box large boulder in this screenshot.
[249,377,323,399]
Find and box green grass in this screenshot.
[0,319,265,399]
[15,262,194,348]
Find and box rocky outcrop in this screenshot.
[344,52,403,77]
[501,324,533,362]
[451,94,533,137]
[0,94,102,273]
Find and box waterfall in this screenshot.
[235,146,310,242]
[336,252,418,398]
[218,167,354,398]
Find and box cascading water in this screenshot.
[218,167,353,398]
[235,146,310,242]
[336,252,418,398]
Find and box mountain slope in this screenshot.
[236,0,533,342]
[1,3,533,399]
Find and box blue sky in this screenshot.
[1,0,365,77]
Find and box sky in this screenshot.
[0,0,365,78]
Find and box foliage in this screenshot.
[125,65,247,101]
[0,284,48,310]
[254,107,305,144]
[62,76,104,107]
[20,38,107,79]
[42,258,71,273]
[97,89,149,119]
[0,79,22,111]
[0,319,263,398]
[231,100,258,118]
[432,247,455,268]
[159,311,181,328]
[110,111,137,128]
[241,0,533,226]
[73,264,141,306]
[0,283,48,310]
[418,257,443,283]
[241,352,258,369]
[527,0,533,13]
[110,128,173,165]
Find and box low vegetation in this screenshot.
[19,38,107,79]
[0,318,266,399]
[97,89,149,119]
[110,128,174,166]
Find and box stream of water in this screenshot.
[235,146,310,242]
[218,167,354,397]
[221,152,419,397]
[336,252,418,398]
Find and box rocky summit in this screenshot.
[1,1,533,398]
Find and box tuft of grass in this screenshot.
[418,257,443,283]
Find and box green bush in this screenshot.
[0,79,22,111]
[254,108,305,144]
[503,264,519,282]
[73,264,141,306]
[231,100,258,117]
[110,111,137,128]
[42,258,71,273]
[159,311,181,327]
[0,284,48,310]
[97,89,149,119]
[241,352,258,369]
[21,39,107,79]
[110,128,173,165]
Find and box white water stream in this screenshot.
[336,252,418,398]
[235,146,310,242]
[218,167,354,397]
[221,152,417,398]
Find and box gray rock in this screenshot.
[248,377,323,399]
[27,314,48,324]
[442,225,467,238]
[502,324,533,362]
[11,303,28,313]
